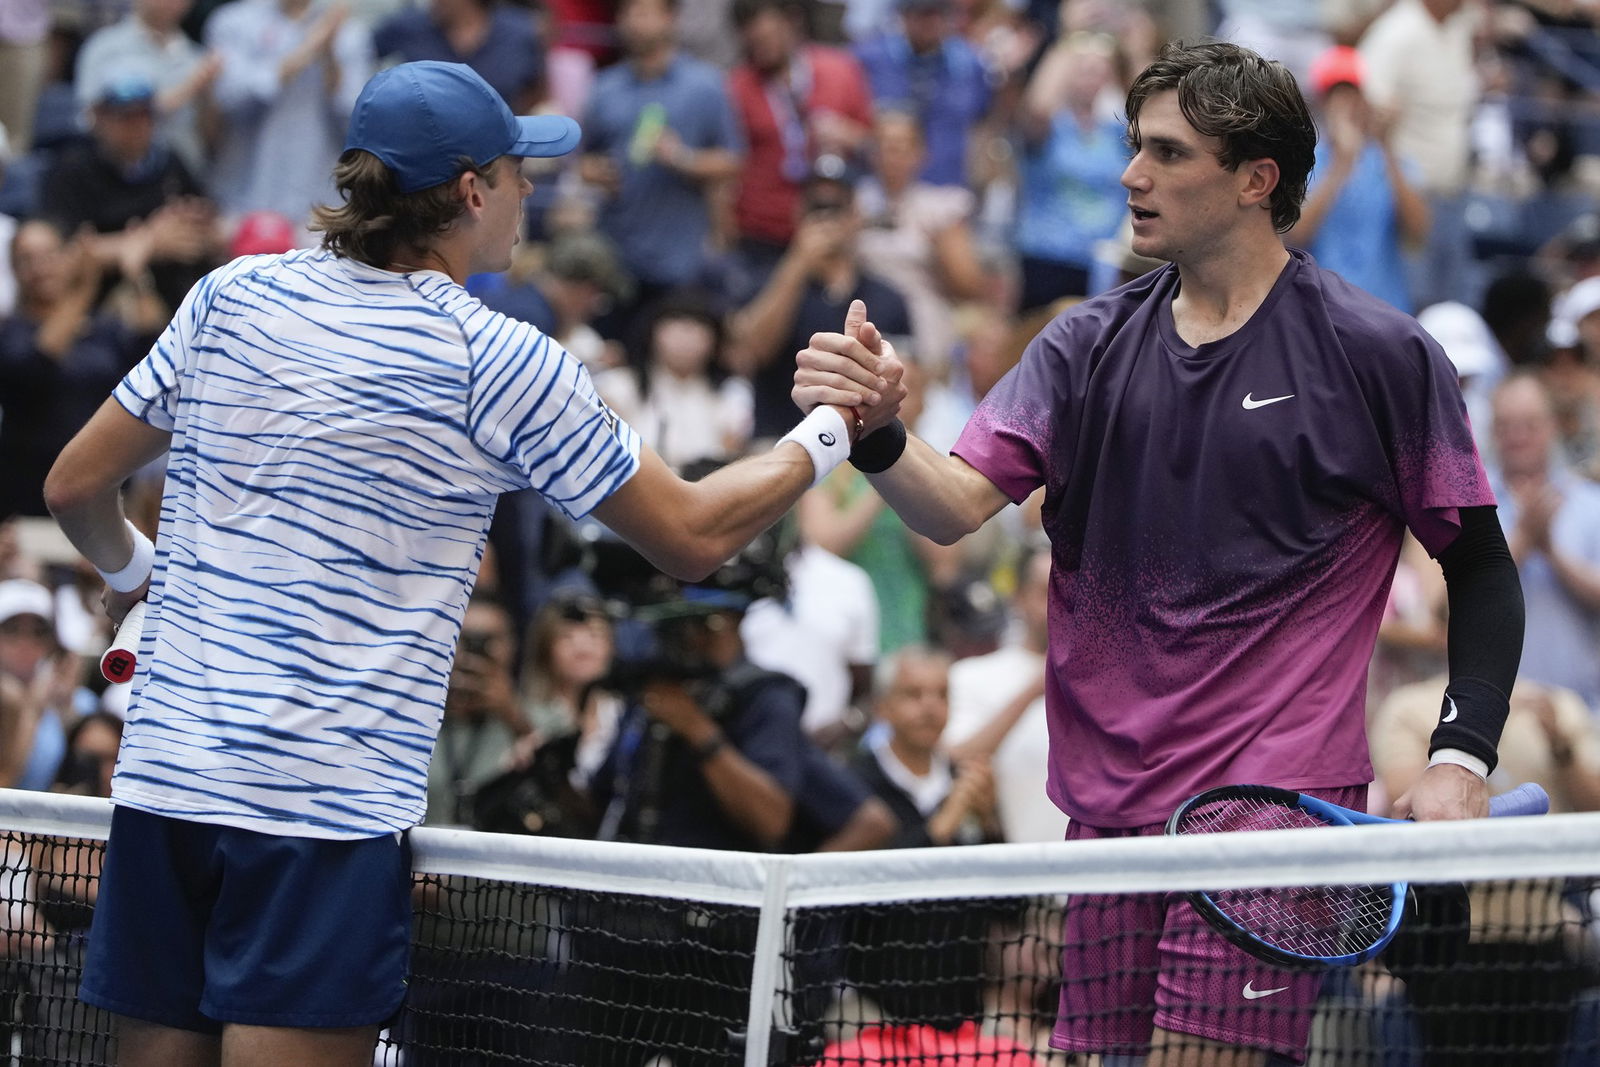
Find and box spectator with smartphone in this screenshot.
[728,160,910,440]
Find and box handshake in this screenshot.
[789,298,909,448]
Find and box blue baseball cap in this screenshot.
[97,71,157,109]
[345,61,581,193]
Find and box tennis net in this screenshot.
[4,787,1600,1066]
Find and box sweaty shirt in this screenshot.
[953,250,1493,827]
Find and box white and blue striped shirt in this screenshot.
[111,249,641,839]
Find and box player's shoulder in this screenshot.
[443,285,565,372]
[1029,265,1174,357]
[1295,253,1437,372]
[189,246,314,304]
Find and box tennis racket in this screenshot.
[99,601,148,684]
[1164,782,1550,970]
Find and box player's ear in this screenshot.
[1238,157,1280,211]
[457,168,487,214]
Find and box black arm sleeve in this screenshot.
[1430,505,1525,770]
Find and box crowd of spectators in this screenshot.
[7,0,1600,1061]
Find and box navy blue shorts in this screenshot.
[79,805,411,1032]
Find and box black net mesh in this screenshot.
[786,886,1600,1067]
[4,826,1600,1066]
[400,875,760,1067]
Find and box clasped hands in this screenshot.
[791,298,909,443]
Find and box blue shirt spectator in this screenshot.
[1012,30,1126,309]
[580,0,743,293]
[1013,112,1126,294]
[373,0,545,113]
[853,0,990,188]
[1303,140,1416,313]
[1292,48,1431,316]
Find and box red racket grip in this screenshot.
[100,601,148,684]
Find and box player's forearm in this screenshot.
[867,437,1006,546]
[1434,506,1524,768]
[49,486,139,577]
[593,443,819,580]
[46,401,171,572]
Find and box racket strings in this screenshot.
[1174,796,1396,958]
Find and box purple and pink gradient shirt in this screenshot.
[953,250,1493,828]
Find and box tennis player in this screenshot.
[793,41,1523,1067]
[43,61,903,1067]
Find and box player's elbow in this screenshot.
[924,506,988,546]
[658,549,723,583]
[649,533,738,583]
[43,458,98,521]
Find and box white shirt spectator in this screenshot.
[1358,0,1478,194]
[944,643,1064,842]
[205,0,373,226]
[742,544,879,735]
[593,367,753,473]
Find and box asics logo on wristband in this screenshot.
[818,432,836,446]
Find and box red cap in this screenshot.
[1308,46,1365,96]
[228,211,297,259]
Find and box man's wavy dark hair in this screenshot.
[1125,40,1317,233]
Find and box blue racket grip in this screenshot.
[1488,782,1550,817]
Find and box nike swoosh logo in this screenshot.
[1442,696,1459,723]
[1242,392,1295,409]
[1243,982,1291,1000]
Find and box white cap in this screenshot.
[0,578,54,627]
[1549,276,1600,348]
[1417,301,1500,380]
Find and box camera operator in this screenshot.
[573,532,820,1066]
[591,590,805,852]
[424,593,526,828]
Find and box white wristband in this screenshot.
[1428,747,1489,780]
[96,521,156,593]
[778,407,852,488]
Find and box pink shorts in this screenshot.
[1050,784,1368,1064]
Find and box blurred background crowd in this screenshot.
[6,0,1600,1058]
[7,0,1600,1024]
